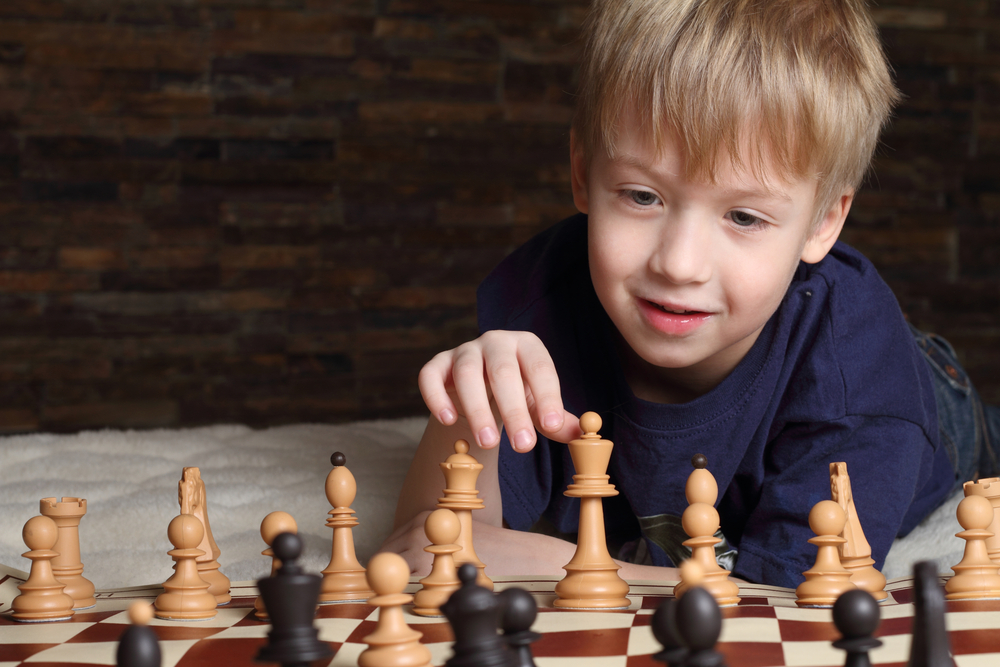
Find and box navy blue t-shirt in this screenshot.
[477,214,954,589]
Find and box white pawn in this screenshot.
[946,494,1000,600]
[413,508,462,617]
[254,510,298,621]
[12,515,75,622]
[796,500,856,607]
[359,552,432,667]
[154,514,217,620]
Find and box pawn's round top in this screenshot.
[458,562,478,585]
[331,451,346,467]
[675,586,722,651]
[272,531,303,564]
[128,600,154,626]
[681,502,720,539]
[579,411,602,436]
[957,494,994,530]
[832,589,880,639]
[425,508,461,545]
[167,514,204,549]
[809,500,847,537]
[22,515,58,551]
[651,598,682,650]
[260,510,298,544]
[679,558,705,587]
[498,587,538,633]
[368,552,409,595]
[691,453,708,469]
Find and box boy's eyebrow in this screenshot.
[610,153,793,204]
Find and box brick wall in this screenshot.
[0,0,996,433]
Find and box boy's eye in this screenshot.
[729,210,764,228]
[627,190,660,206]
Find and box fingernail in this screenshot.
[478,426,499,448]
[439,408,455,424]
[514,429,534,451]
[542,412,562,430]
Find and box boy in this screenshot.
[383,0,1000,588]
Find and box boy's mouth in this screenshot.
[646,300,705,315]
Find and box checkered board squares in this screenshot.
[2,569,1000,667]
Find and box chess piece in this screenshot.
[179,468,230,606]
[320,452,374,603]
[358,552,432,667]
[255,510,298,622]
[413,508,462,617]
[832,589,882,667]
[651,597,687,666]
[964,477,1000,565]
[441,562,511,667]
[498,587,541,667]
[11,515,75,622]
[40,496,97,609]
[672,454,740,606]
[255,532,333,666]
[945,494,1000,600]
[830,463,887,600]
[796,500,856,607]
[438,439,492,590]
[154,514,218,620]
[553,412,630,609]
[908,560,954,667]
[674,568,727,667]
[116,601,162,667]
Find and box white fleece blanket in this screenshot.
[0,418,965,589]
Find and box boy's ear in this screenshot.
[800,191,854,264]
[569,129,590,214]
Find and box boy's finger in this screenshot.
[486,359,537,453]
[544,409,584,444]
[451,348,501,449]
[518,349,566,437]
[418,354,459,425]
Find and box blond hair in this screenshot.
[574,0,900,225]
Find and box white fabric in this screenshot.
[0,417,964,588]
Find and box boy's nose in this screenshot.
[649,217,713,285]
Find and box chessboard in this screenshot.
[1,565,998,667]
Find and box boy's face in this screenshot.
[572,122,852,397]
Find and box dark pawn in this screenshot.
[498,587,541,667]
[442,563,512,667]
[116,603,161,667]
[651,597,687,667]
[908,560,955,667]
[832,589,882,667]
[254,532,333,667]
[675,586,727,667]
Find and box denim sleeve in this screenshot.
[729,415,947,589]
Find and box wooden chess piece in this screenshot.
[672,454,740,606]
[11,515,75,622]
[179,467,231,605]
[498,587,541,667]
[945,494,1000,600]
[832,589,882,667]
[320,452,374,603]
[154,514,218,620]
[553,412,630,609]
[413,508,462,617]
[442,562,511,667]
[908,560,953,667]
[830,462,887,600]
[116,601,162,667]
[255,532,333,666]
[438,439,492,590]
[358,552,432,667]
[651,597,686,667]
[255,510,298,622]
[40,496,96,610]
[964,477,1000,565]
[673,560,727,667]
[796,500,856,607]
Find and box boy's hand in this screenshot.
[418,331,581,452]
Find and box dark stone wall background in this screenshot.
[0,0,996,433]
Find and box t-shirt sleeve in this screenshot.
[729,414,948,589]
